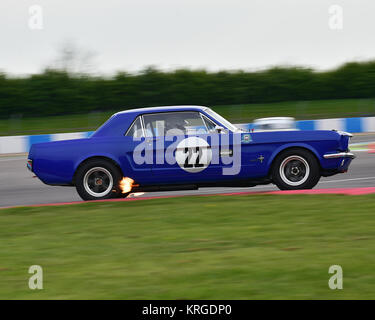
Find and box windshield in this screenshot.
[204,108,239,132]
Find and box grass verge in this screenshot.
[1,193,375,299]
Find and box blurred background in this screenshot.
[1,0,375,136]
[2,0,375,300]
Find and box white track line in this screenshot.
[197,176,375,193]
[221,176,375,191]
[350,141,375,146]
[319,176,375,184]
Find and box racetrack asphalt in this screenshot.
[0,134,374,208]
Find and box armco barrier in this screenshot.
[0,131,94,154]
[0,116,374,155]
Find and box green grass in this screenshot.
[0,112,114,136]
[1,193,375,299]
[2,98,375,136]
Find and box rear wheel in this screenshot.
[75,160,123,201]
[272,148,320,190]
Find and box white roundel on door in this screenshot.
[175,137,212,173]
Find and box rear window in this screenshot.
[125,117,144,138]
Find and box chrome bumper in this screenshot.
[323,152,356,159]
[335,130,353,138]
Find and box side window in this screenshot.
[142,112,209,137]
[202,115,217,133]
[126,117,144,138]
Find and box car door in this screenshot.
[202,108,269,180]
[121,116,155,184]
[141,111,231,184]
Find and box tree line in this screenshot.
[1,60,375,118]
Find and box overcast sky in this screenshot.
[0,0,375,75]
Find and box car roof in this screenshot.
[92,106,210,138]
[114,105,207,116]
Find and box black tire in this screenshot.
[75,159,124,201]
[272,148,320,190]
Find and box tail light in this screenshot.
[27,159,33,172]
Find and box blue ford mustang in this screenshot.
[27,106,355,201]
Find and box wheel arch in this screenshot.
[267,144,322,178]
[72,155,124,185]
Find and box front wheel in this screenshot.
[75,160,123,201]
[272,148,321,190]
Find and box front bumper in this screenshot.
[323,152,356,159]
[321,151,355,176]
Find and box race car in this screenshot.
[27,105,355,201]
[253,117,298,132]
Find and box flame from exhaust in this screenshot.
[119,177,144,197]
[120,177,135,193]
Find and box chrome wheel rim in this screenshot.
[83,167,113,197]
[279,155,310,186]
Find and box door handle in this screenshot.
[220,149,233,157]
[146,137,161,143]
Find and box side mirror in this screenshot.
[215,125,226,134]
